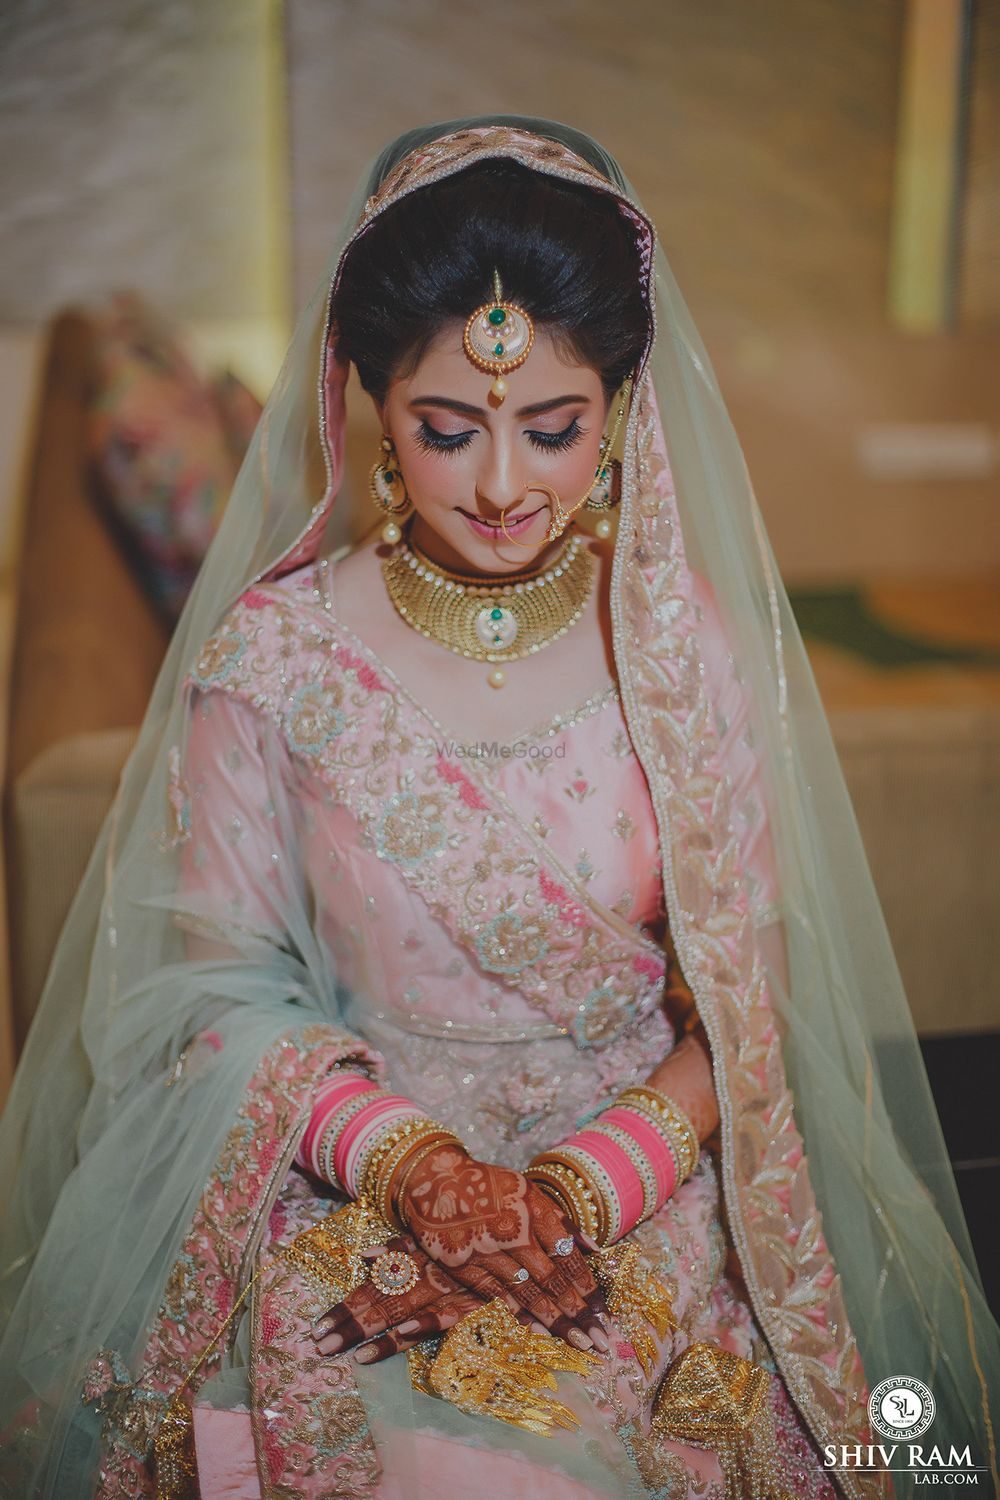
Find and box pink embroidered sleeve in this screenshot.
[177,687,303,962]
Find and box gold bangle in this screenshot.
[377,1128,462,1229]
[362,1118,462,1220]
[526,1157,604,1243]
[617,1086,699,1182]
[372,1131,435,1229]
[358,1117,432,1205]
[525,1166,597,1241]
[392,1133,463,1228]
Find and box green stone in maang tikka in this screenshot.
[488,307,506,326]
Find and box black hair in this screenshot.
[331,160,649,404]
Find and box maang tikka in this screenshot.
[463,270,535,402]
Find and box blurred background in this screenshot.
[0,0,996,1307]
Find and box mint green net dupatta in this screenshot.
[0,117,997,1500]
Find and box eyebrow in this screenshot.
[409,395,590,420]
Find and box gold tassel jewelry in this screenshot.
[589,1240,677,1378]
[381,519,594,689]
[427,1297,599,1437]
[653,1341,796,1500]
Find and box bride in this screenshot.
[0,118,996,1500]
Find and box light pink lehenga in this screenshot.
[174,549,838,1499]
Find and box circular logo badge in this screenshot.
[868,1377,936,1441]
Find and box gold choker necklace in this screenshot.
[381,521,595,689]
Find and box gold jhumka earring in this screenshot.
[369,433,412,543]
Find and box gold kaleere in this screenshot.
[427,1298,599,1437]
[280,1196,391,1301]
[152,1390,200,1500]
[406,1338,441,1395]
[590,1241,677,1378]
[653,1341,795,1500]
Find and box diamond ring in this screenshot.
[512,1267,530,1283]
[553,1237,575,1257]
[368,1249,420,1296]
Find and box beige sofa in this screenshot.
[1,313,168,1090]
[1,314,997,1109]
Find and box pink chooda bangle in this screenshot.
[596,1104,678,1212]
[294,1072,378,1186]
[535,1093,691,1245]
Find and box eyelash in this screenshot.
[414,417,585,456]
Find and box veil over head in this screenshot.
[1,115,997,1500]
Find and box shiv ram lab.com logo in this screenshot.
[869,1376,936,1442]
[823,1377,987,1483]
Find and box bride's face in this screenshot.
[378,327,609,575]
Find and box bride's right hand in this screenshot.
[311,1238,483,1362]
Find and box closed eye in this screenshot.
[527,417,584,453]
[414,420,476,455]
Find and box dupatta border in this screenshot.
[611,373,885,1500]
[87,1023,382,1499]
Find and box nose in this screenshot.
[474,429,524,515]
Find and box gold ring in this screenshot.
[368,1249,421,1297]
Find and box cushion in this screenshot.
[86,293,263,625]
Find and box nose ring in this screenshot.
[500,483,567,548]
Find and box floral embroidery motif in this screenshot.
[283,683,348,755]
[190,625,247,687]
[474,911,549,975]
[571,978,638,1049]
[564,769,598,803]
[374,789,448,867]
[82,1348,168,1462]
[611,808,637,841]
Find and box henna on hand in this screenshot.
[399,1144,531,1264]
[312,1239,465,1356]
[398,1147,609,1354]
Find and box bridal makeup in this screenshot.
[377,327,608,577]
